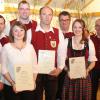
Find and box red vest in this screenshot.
[0,36,9,46]
[10,19,37,31]
[31,28,59,67]
[64,32,74,39]
[91,35,100,69]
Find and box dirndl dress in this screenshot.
[62,38,91,100]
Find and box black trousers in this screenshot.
[0,91,3,99]
[3,84,36,100]
[34,74,58,100]
[56,69,66,100]
[91,69,100,100]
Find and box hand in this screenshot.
[86,68,90,77]
[68,71,73,79]
[11,82,18,93]
[0,82,3,91]
[49,68,62,77]
[12,83,18,93]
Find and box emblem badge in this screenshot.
[50,41,56,48]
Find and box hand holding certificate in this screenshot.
[38,50,55,74]
[14,64,35,92]
[69,56,86,79]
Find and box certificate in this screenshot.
[69,56,86,79]
[38,50,55,74]
[14,64,35,91]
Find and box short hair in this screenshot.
[0,15,5,24]
[18,0,30,9]
[39,6,53,15]
[59,11,71,20]
[9,21,27,42]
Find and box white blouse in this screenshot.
[57,36,97,69]
[1,43,38,86]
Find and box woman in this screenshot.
[58,19,97,100]
[0,15,9,99]
[1,21,38,100]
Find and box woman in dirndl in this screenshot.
[58,19,97,100]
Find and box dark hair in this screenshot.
[72,19,88,43]
[18,0,30,9]
[39,6,53,15]
[9,21,27,42]
[58,11,71,20]
[0,15,5,24]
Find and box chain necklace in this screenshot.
[12,42,26,51]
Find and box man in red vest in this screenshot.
[0,15,9,99]
[56,11,74,100]
[31,6,64,100]
[90,18,100,100]
[5,1,37,43]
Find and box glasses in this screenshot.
[60,19,70,22]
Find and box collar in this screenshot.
[17,17,32,23]
[35,24,54,33]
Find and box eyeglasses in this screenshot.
[60,19,70,22]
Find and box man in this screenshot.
[31,6,64,100]
[0,15,9,99]
[5,1,37,43]
[90,18,100,100]
[56,11,74,100]
[59,11,74,39]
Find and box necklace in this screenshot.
[12,42,25,51]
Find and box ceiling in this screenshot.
[2,0,100,17]
[4,0,93,10]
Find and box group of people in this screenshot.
[0,1,100,100]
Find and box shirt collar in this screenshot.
[36,24,54,33]
[17,17,32,23]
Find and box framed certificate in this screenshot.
[14,64,35,91]
[38,50,55,74]
[69,56,86,79]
